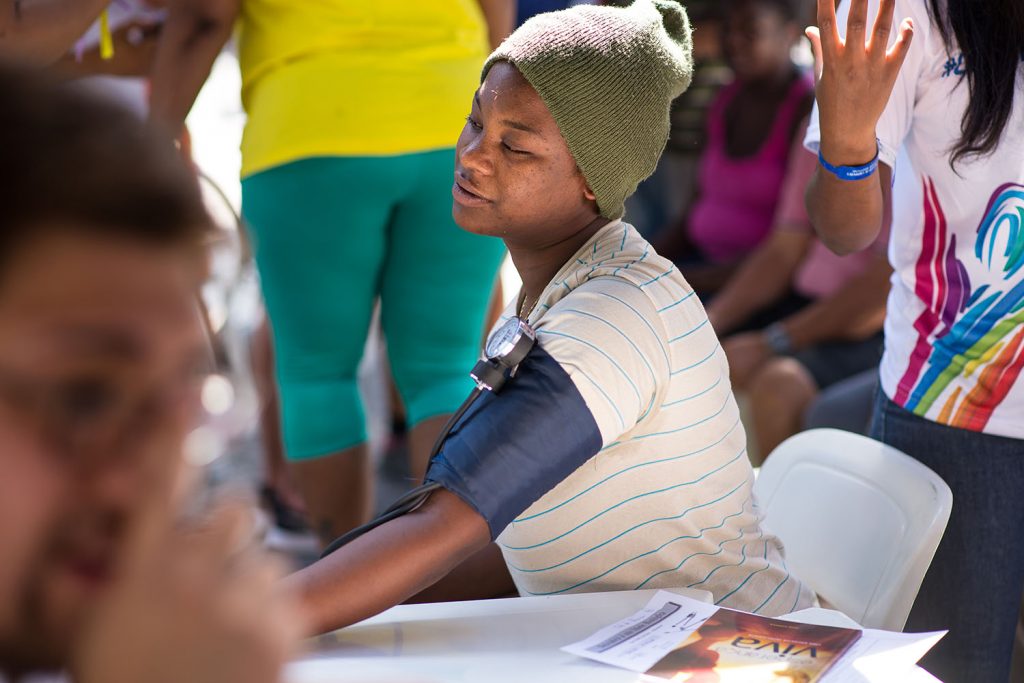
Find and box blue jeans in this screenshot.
[871,390,1024,682]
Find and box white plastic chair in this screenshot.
[753,429,952,631]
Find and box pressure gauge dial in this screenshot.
[485,316,536,368]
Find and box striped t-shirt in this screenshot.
[427,220,812,616]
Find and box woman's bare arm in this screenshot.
[804,0,912,254]
[147,0,239,136]
[281,489,491,635]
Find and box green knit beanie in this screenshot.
[482,0,693,220]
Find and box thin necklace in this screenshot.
[517,291,538,321]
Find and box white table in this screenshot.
[287,589,939,683]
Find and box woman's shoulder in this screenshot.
[567,225,690,306]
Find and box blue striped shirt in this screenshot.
[494,220,813,616]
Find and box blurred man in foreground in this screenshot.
[0,65,301,683]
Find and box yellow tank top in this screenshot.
[237,1,488,177]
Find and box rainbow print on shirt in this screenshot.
[894,179,1024,431]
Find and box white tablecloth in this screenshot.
[287,589,939,682]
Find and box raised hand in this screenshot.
[806,0,914,163]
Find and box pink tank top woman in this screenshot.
[688,74,814,264]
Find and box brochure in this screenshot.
[643,604,860,681]
[563,591,945,682]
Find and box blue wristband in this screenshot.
[818,142,880,181]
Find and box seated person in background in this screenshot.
[624,0,732,242]
[0,66,300,683]
[707,130,891,459]
[656,0,813,294]
[287,0,815,636]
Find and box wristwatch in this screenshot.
[763,322,794,356]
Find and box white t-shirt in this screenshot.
[806,0,1024,438]
[480,221,813,615]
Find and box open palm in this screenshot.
[807,0,914,162]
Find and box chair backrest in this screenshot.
[753,429,952,631]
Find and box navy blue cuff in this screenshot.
[425,344,603,539]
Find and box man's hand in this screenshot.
[73,433,303,683]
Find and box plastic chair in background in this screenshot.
[753,428,952,631]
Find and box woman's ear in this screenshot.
[576,166,598,204]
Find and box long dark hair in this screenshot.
[928,0,1024,164]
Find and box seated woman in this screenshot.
[656,0,814,294]
[707,126,891,459]
[285,0,814,636]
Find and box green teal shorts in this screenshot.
[242,150,506,460]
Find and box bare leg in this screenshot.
[388,377,406,433]
[290,380,449,549]
[400,276,505,483]
[251,321,306,513]
[292,413,465,549]
[748,357,818,464]
[394,278,506,483]
[375,279,511,600]
[289,447,374,547]
[407,415,451,483]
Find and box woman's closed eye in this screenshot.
[465,113,531,155]
[503,141,530,155]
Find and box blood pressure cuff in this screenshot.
[425,344,603,540]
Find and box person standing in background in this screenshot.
[805,0,1024,679]
[624,0,731,241]
[149,1,513,545]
